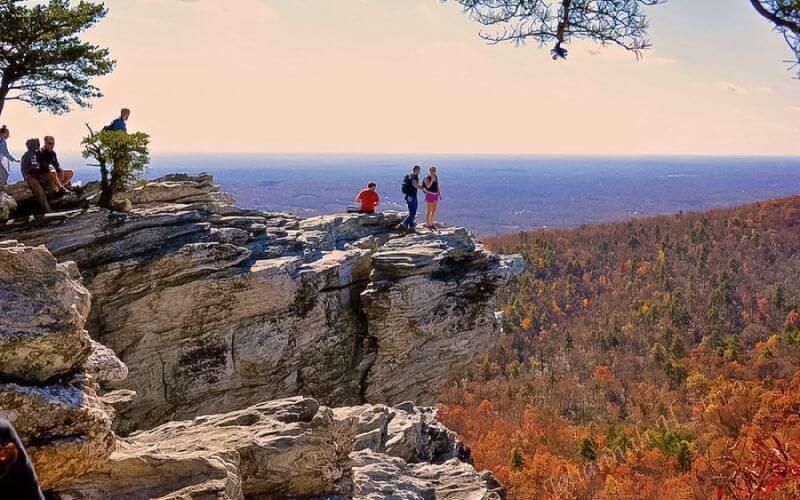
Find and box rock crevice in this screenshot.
[0,241,123,491]
[0,174,523,498]
[2,174,522,434]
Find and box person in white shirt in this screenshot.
[0,125,19,188]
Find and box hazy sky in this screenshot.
[3,0,800,155]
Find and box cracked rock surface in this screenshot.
[0,241,119,490]
[2,174,522,434]
[57,397,505,500]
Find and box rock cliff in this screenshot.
[0,241,122,490]
[1,174,523,433]
[58,397,504,499]
[0,174,522,498]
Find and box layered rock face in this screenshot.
[58,397,503,499]
[0,191,16,222]
[2,174,523,433]
[0,241,122,490]
[1,174,521,497]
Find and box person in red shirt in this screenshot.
[356,182,380,214]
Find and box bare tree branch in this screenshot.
[450,0,800,79]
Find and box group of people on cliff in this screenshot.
[0,108,131,213]
[352,165,442,231]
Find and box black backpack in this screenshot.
[401,174,413,196]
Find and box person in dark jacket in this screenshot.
[37,136,73,196]
[0,418,45,500]
[106,108,130,132]
[20,138,51,213]
[399,165,422,231]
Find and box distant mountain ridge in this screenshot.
[34,154,800,235]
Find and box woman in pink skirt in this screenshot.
[422,166,442,229]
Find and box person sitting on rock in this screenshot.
[20,138,51,213]
[36,136,74,196]
[0,418,45,500]
[355,181,380,214]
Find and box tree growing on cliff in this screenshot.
[0,0,114,119]
[81,126,150,210]
[451,0,800,77]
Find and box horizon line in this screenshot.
[55,151,800,159]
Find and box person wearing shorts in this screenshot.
[422,166,441,229]
[37,136,73,196]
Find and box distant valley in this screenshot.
[60,154,800,236]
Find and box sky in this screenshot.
[2,0,800,155]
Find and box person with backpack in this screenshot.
[399,165,422,231]
[105,108,131,132]
[20,138,51,213]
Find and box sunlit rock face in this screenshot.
[0,242,120,490]
[2,174,523,434]
[1,174,522,497]
[56,397,505,500]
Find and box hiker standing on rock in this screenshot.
[0,125,19,188]
[399,165,422,231]
[105,108,130,132]
[423,166,442,230]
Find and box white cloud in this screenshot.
[717,81,749,95]
[574,42,675,65]
[716,82,778,96]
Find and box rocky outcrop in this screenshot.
[351,450,504,500]
[362,229,523,404]
[0,242,121,490]
[56,397,504,500]
[0,241,91,382]
[1,174,523,434]
[0,175,521,497]
[0,191,16,221]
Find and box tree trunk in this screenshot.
[0,79,9,119]
[98,161,112,209]
[749,0,800,34]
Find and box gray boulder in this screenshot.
[0,241,92,382]
[56,397,503,500]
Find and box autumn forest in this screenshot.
[439,196,800,499]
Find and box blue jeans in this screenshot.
[403,195,418,227]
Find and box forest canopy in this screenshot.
[440,196,800,498]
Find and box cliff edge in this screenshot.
[2,174,523,433]
[0,174,522,498]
